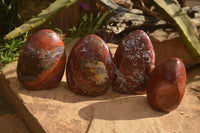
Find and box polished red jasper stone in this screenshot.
[67,34,114,96]
[17,29,66,90]
[146,58,187,112]
[113,30,155,94]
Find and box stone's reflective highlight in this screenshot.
[113,30,155,94]
[67,34,114,96]
[17,29,66,90]
[146,58,187,112]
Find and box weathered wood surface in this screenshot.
[0,41,200,133]
[98,0,162,34]
[16,0,200,36]
[98,0,200,34]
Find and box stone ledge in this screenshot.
[0,43,199,132]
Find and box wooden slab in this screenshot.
[0,43,200,133]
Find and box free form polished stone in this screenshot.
[66,34,114,96]
[113,30,155,94]
[146,58,187,112]
[17,29,66,90]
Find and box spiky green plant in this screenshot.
[0,0,26,69]
[66,11,110,43]
[0,33,28,66]
[0,0,21,37]
[4,0,78,40]
[151,0,200,62]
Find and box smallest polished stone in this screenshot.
[146,57,187,112]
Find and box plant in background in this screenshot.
[0,32,28,68]
[0,0,67,68]
[4,0,78,40]
[69,12,101,38]
[67,3,110,43]
[0,0,21,37]
[79,3,91,11]
[0,0,27,69]
[0,1,109,67]
[2,0,110,44]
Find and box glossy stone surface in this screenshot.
[17,29,66,90]
[146,58,187,112]
[67,34,114,96]
[113,30,155,94]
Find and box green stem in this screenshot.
[4,0,77,40]
[91,11,109,33]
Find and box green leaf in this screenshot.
[151,0,200,62]
[4,0,77,40]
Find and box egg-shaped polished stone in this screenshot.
[146,57,187,112]
[113,29,155,94]
[17,29,66,90]
[66,34,114,96]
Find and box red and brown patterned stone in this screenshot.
[112,29,155,94]
[17,29,66,90]
[146,57,187,112]
[66,34,114,96]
